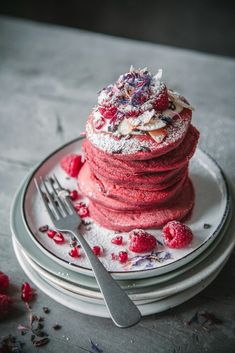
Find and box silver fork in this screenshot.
[34,175,141,328]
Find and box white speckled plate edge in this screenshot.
[11,176,232,295]
[12,235,229,318]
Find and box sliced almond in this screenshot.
[118,118,133,135]
[138,117,166,131]
[148,128,167,143]
[168,90,195,111]
[128,109,155,127]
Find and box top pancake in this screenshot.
[83,124,199,173]
[86,108,192,161]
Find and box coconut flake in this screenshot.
[168,89,195,111]
[138,117,166,131]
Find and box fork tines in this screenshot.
[34,175,75,220]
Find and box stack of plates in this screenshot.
[10,138,235,318]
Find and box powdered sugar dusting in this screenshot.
[86,119,153,154]
[86,111,190,155]
[162,115,190,146]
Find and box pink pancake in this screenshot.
[86,108,192,160]
[83,124,199,173]
[84,148,188,188]
[88,179,195,231]
[78,163,188,210]
[92,164,188,191]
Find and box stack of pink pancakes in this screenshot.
[78,68,199,231]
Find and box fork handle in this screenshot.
[71,229,141,328]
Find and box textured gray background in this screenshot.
[0,16,235,353]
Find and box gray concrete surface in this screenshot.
[0,16,235,353]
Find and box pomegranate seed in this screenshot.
[21,282,31,293]
[119,251,128,263]
[21,282,35,302]
[69,247,80,258]
[0,272,9,291]
[111,236,123,245]
[47,229,56,238]
[74,202,90,218]
[70,190,79,201]
[53,233,65,244]
[92,246,102,256]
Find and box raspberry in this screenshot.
[0,272,9,291]
[154,85,169,111]
[74,202,89,218]
[111,235,123,245]
[98,105,117,120]
[128,229,157,253]
[60,154,83,178]
[118,251,128,263]
[163,221,193,249]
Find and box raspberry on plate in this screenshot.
[163,220,193,249]
[128,229,157,253]
[60,154,83,178]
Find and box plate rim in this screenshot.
[20,137,231,278]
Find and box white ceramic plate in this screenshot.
[13,239,161,306]
[21,137,230,279]
[11,175,231,292]
[12,235,227,318]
